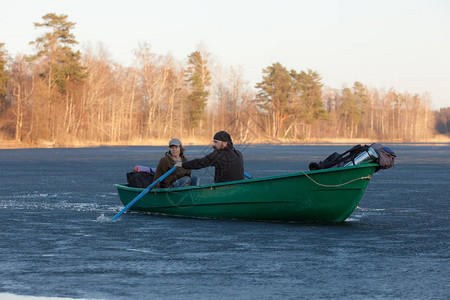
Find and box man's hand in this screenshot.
[175,162,182,167]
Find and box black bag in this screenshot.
[126,170,155,188]
[309,144,371,171]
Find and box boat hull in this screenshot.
[114,164,377,222]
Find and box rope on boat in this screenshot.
[301,172,372,188]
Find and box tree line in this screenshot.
[0,13,448,146]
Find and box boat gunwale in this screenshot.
[114,163,378,193]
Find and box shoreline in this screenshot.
[1,137,449,149]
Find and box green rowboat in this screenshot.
[114,163,378,222]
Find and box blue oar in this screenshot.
[244,172,252,179]
[112,166,178,220]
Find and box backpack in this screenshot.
[309,144,372,171]
[371,143,396,169]
[126,169,155,188]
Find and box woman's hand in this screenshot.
[175,162,182,168]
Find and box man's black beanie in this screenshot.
[213,131,233,147]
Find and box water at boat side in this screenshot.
[0,144,448,299]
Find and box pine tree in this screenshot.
[291,69,326,122]
[185,51,211,130]
[290,69,326,139]
[30,13,86,93]
[255,62,293,138]
[29,13,86,139]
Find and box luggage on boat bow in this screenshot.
[309,143,396,171]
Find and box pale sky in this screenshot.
[1,0,449,109]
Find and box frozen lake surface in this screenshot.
[0,144,449,299]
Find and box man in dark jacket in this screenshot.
[175,131,244,183]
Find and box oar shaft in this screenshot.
[244,172,252,179]
[112,166,178,220]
